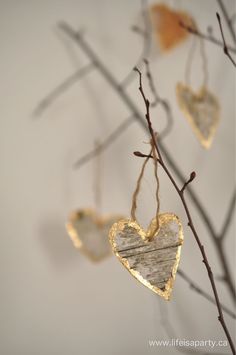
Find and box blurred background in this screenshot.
[0,0,235,354]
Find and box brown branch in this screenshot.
[179,21,236,54]
[32,63,95,117]
[56,22,235,304]
[178,269,236,319]
[218,188,236,241]
[134,66,235,354]
[180,172,196,194]
[120,0,151,89]
[158,300,230,355]
[143,59,173,138]
[217,0,236,44]
[143,53,235,302]
[134,151,154,159]
[216,12,236,67]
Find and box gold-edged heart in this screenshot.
[150,4,194,52]
[176,83,220,149]
[66,209,122,262]
[109,213,183,300]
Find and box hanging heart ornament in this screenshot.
[176,83,220,148]
[150,4,194,52]
[109,213,183,300]
[66,209,122,262]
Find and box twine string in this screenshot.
[185,23,208,88]
[131,136,160,238]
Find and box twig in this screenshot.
[55,22,235,304]
[217,0,236,44]
[179,21,236,54]
[218,189,236,241]
[178,269,236,319]
[134,66,235,354]
[158,300,230,355]
[120,0,151,89]
[216,12,236,67]
[74,115,136,169]
[144,52,235,301]
[32,63,95,117]
[180,172,196,194]
[143,59,173,138]
[215,189,236,287]
[134,151,154,159]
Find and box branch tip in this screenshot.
[133,151,153,159]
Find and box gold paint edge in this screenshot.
[109,213,184,300]
[66,208,123,263]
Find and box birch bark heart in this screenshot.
[176,83,220,148]
[109,213,183,300]
[66,209,122,262]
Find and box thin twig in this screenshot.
[158,299,230,355]
[120,0,152,89]
[217,0,236,44]
[56,22,236,303]
[158,302,230,355]
[218,189,236,241]
[180,172,196,194]
[216,12,236,67]
[74,115,136,169]
[143,59,173,138]
[134,66,235,354]
[178,269,236,319]
[144,49,235,301]
[32,63,95,117]
[179,21,236,54]
[134,151,154,159]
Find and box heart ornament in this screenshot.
[66,209,123,262]
[150,4,194,52]
[109,213,184,300]
[176,83,220,148]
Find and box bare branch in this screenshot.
[180,172,196,194]
[134,66,235,354]
[158,298,231,355]
[120,0,152,89]
[178,269,236,319]
[217,0,236,44]
[58,21,235,304]
[218,189,236,241]
[133,151,154,159]
[32,63,95,117]
[216,12,236,67]
[179,21,236,54]
[143,59,174,138]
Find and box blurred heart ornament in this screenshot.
[176,83,220,148]
[150,4,195,52]
[109,213,184,300]
[66,209,122,262]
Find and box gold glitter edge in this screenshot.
[109,213,184,300]
[66,208,123,263]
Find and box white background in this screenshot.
[0,0,235,354]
